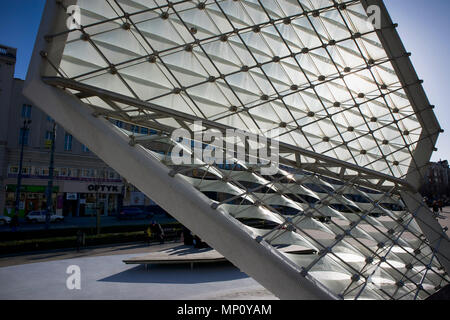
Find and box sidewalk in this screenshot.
[0,242,277,300]
[438,207,450,236]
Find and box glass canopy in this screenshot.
[47,0,429,179]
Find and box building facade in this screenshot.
[420,160,450,202]
[0,44,151,218]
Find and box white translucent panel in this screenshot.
[78,0,120,20]
[250,226,318,249]
[309,255,354,295]
[222,204,284,224]
[91,29,148,64]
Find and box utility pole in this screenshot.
[45,120,56,230]
[15,120,31,216]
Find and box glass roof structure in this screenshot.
[24,0,449,300]
[45,0,440,180]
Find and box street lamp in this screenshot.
[45,120,56,230]
[15,119,32,216]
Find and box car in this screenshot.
[0,216,11,225]
[118,206,153,220]
[26,211,64,223]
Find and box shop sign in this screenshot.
[87,184,120,193]
[130,192,145,205]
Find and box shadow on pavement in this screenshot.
[98,262,247,284]
[164,244,213,256]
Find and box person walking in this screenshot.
[438,199,444,214]
[432,201,440,218]
[146,225,152,245]
[150,221,165,244]
[76,229,85,252]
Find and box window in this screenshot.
[81,169,92,178]
[140,127,148,135]
[21,104,32,119]
[64,133,72,151]
[82,144,89,152]
[33,167,40,176]
[19,128,30,145]
[45,131,52,140]
[115,120,123,128]
[8,166,19,174]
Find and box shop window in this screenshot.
[131,125,140,133]
[115,120,123,128]
[82,144,89,152]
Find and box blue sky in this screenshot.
[0,0,449,161]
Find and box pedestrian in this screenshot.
[10,213,19,232]
[150,220,165,244]
[182,226,193,245]
[146,226,152,245]
[432,201,439,217]
[76,229,85,252]
[438,199,443,214]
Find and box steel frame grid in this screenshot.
[133,132,449,299]
[41,0,433,182]
[24,0,449,300]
